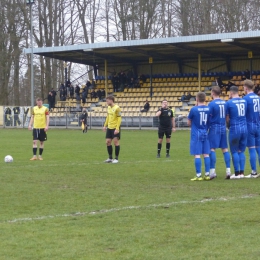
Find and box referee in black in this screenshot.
[156,99,175,158]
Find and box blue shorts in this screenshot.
[208,131,228,149]
[190,139,210,155]
[247,128,260,147]
[229,132,247,153]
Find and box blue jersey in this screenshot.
[208,98,227,134]
[243,92,260,130]
[226,98,247,133]
[188,105,210,140]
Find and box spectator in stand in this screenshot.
[66,79,71,97]
[97,89,102,100]
[60,88,66,101]
[128,77,135,88]
[140,100,150,112]
[254,84,260,95]
[86,84,89,98]
[101,89,106,99]
[81,86,87,105]
[91,79,96,89]
[112,72,119,92]
[94,64,98,79]
[186,92,193,101]
[75,85,80,101]
[225,81,238,93]
[91,89,97,100]
[127,69,134,84]
[179,92,188,101]
[48,92,53,111]
[118,71,127,91]
[139,74,147,83]
[134,78,141,88]
[216,77,228,92]
[51,88,57,106]
[243,69,251,80]
[69,85,74,99]
[59,83,65,100]
[86,80,92,89]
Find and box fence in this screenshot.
[2,106,189,129]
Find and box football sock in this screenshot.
[249,148,257,172]
[239,152,246,172]
[39,148,43,156]
[210,151,216,169]
[204,156,210,175]
[194,158,201,176]
[107,145,113,159]
[157,143,162,154]
[223,151,231,168]
[256,147,260,166]
[232,152,239,174]
[115,145,120,159]
[166,143,170,154]
[33,148,37,156]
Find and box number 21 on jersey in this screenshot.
[200,112,207,125]
[253,99,260,112]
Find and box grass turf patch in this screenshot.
[0,128,259,259]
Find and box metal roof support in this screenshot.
[105,59,108,97]
[150,62,153,99]
[198,54,201,92]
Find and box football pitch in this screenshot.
[1,128,260,260]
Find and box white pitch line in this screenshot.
[2,159,177,169]
[3,194,257,224]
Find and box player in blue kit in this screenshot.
[243,79,260,178]
[226,86,247,179]
[208,86,231,179]
[188,92,211,181]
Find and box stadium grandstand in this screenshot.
[21,31,260,128]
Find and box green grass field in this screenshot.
[1,128,260,260]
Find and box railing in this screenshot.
[2,106,189,129]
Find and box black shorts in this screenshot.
[106,128,120,140]
[33,128,47,142]
[158,128,172,139]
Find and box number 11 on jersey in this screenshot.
[219,104,225,118]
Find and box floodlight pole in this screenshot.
[27,0,35,108]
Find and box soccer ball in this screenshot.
[4,155,13,163]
